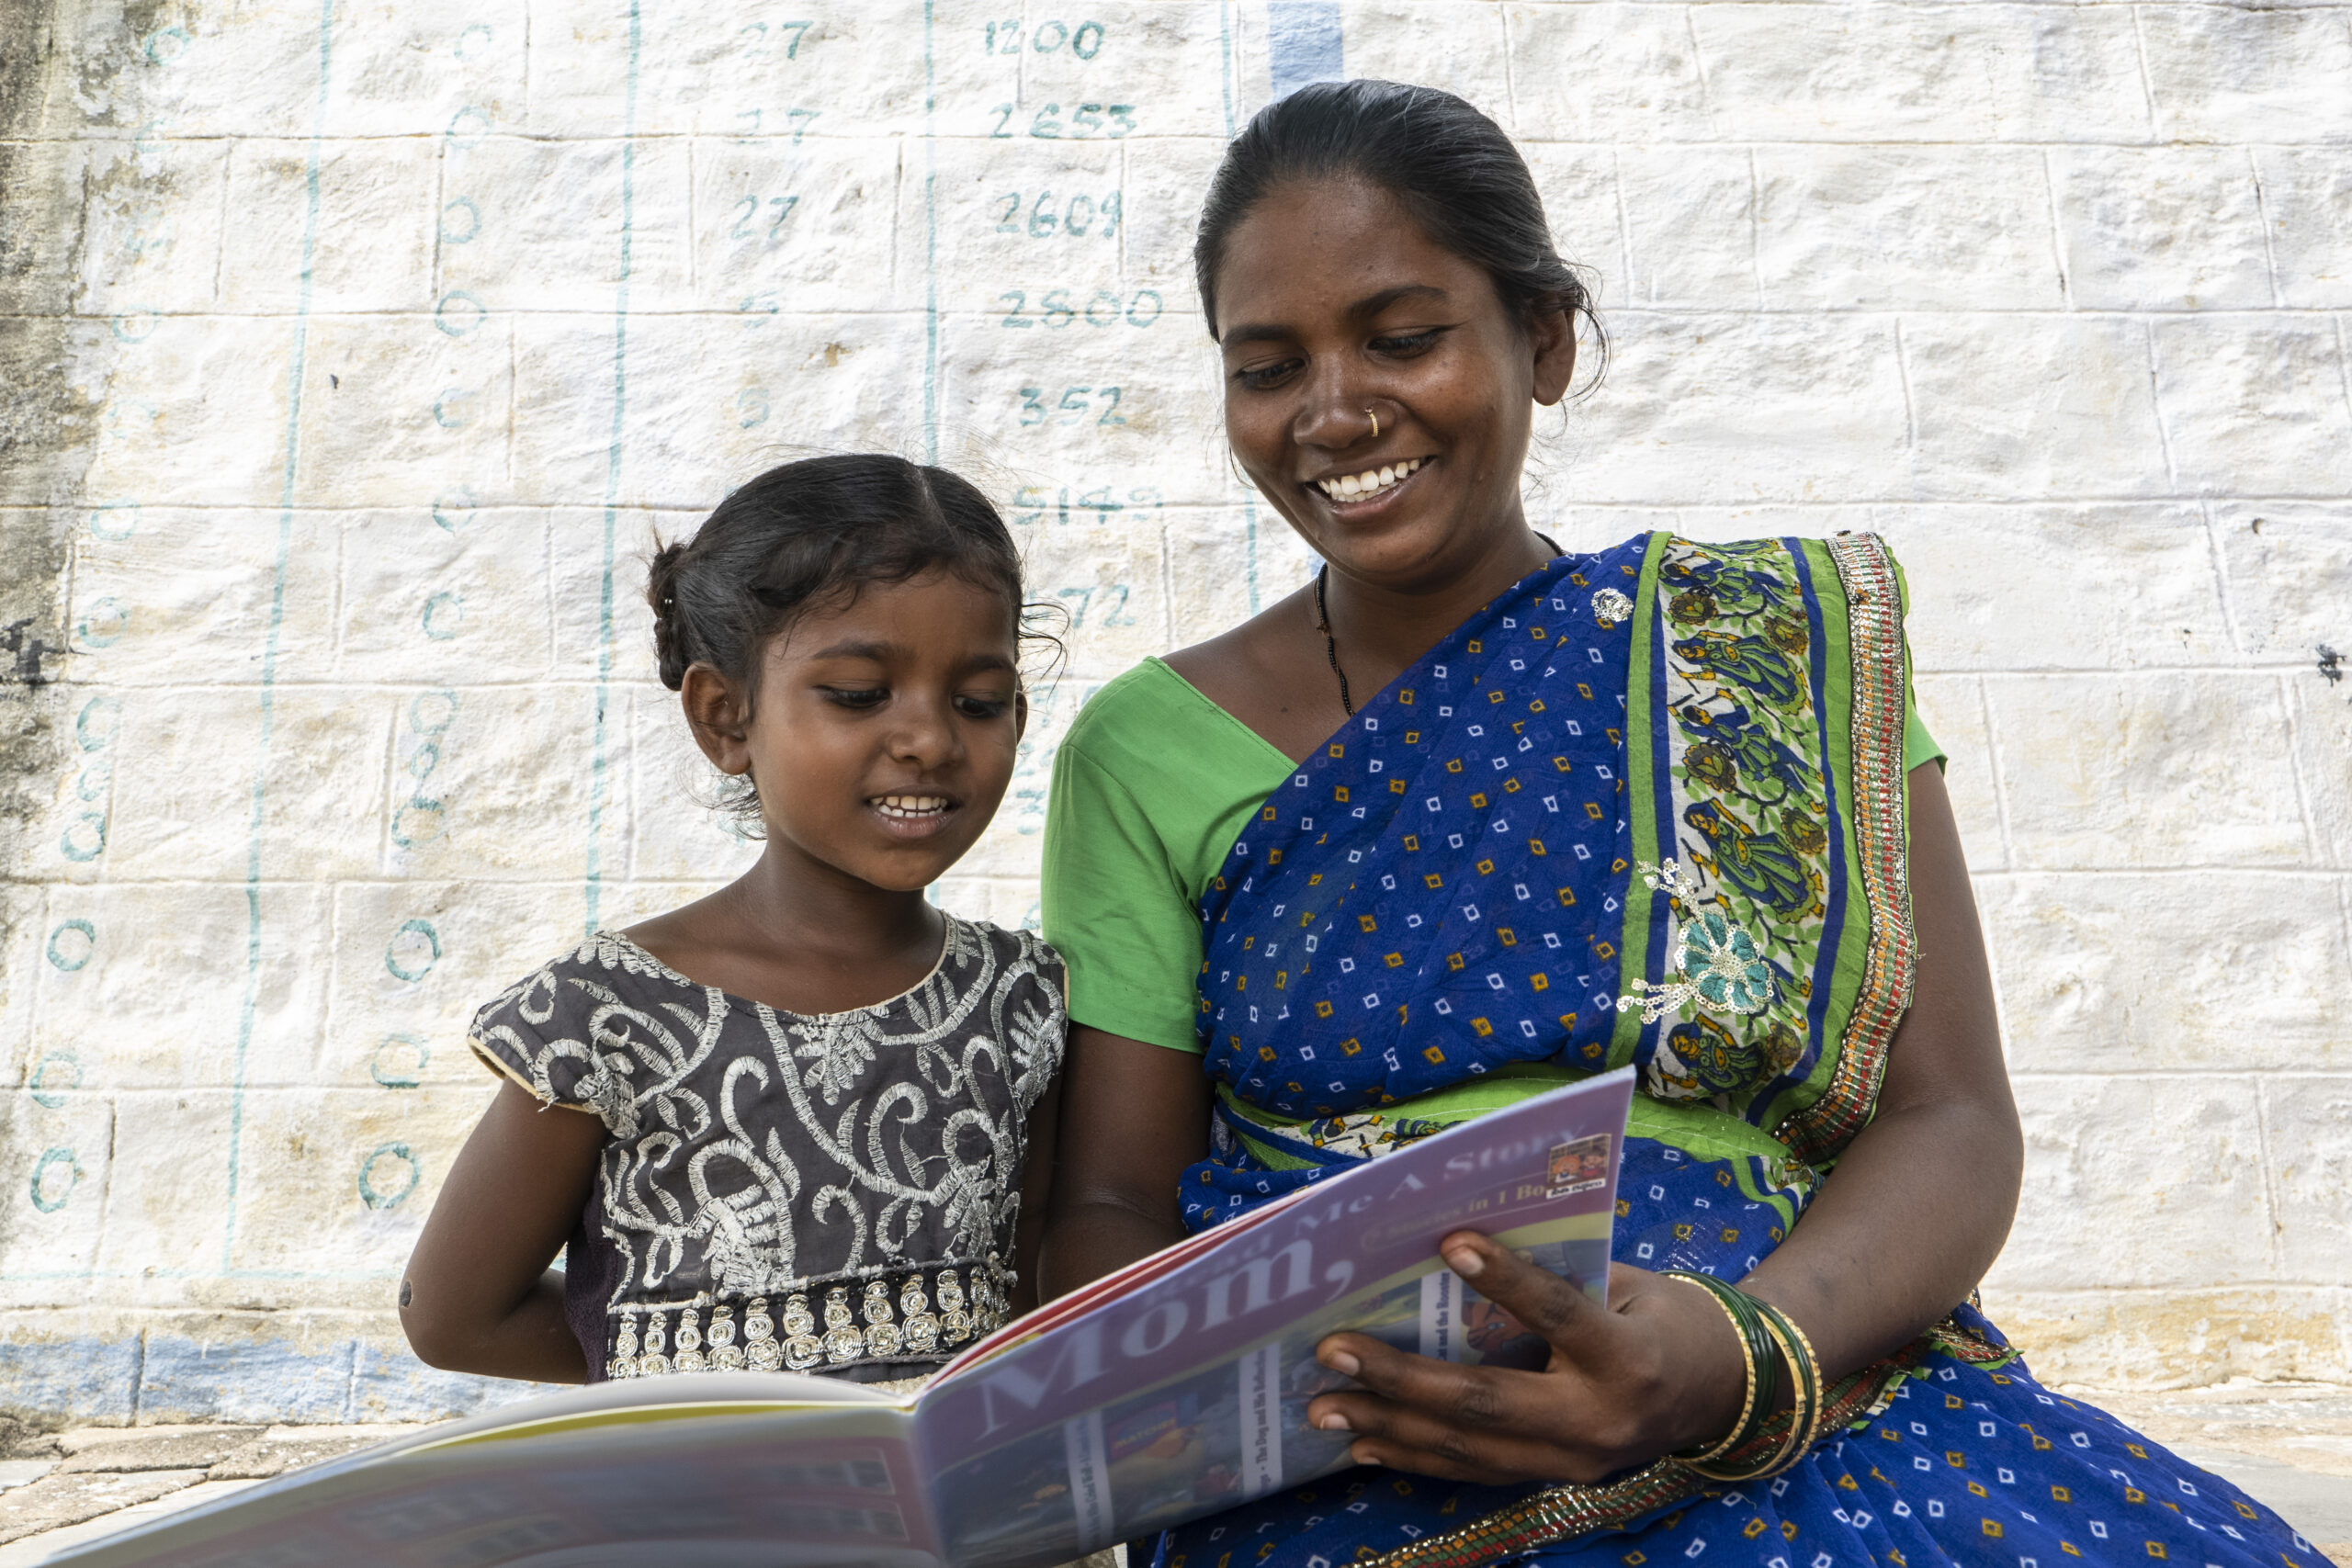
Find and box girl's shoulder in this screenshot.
[469,931,694,1040]
[940,914,1067,1005]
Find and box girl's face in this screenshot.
[1213,176,1577,590]
[697,569,1026,894]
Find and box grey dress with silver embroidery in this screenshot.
[469,917,1066,1384]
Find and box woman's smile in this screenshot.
[1310,455,1432,513]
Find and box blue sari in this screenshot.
[1154,535,2321,1568]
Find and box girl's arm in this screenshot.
[401,1079,606,1383]
[1036,1025,1212,1301]
[1299,762,2024,1481]
[1006,1058,1068,1316]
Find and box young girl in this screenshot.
[400,454,1065,1392]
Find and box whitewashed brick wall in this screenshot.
[0,0,2345,1425]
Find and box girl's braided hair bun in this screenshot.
[645,454,1061,829]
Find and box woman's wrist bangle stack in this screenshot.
[1660,1271,1824,1482]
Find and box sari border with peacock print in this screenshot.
[1772,532,1917,1168]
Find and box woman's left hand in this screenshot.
[1306,1234,1747,1486]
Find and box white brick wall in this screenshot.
[0,0,2344,1421]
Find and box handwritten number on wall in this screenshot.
[989,102,1134,139]
[994,191,1121,240]
[997,289,1161,329]
[731,195,800,243]
[1017,386,1125,427]
[985,19,1105,57]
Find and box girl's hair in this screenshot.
[647,455,1053,829]
[1193,79,1605,383]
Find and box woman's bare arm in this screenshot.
[1007,1060,1068,1316]
[1736,759,2021,1371]
[400,1078,605,1383]
[1037,1025,1212,1300]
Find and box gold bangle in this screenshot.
[1662,1273,1756,1464]
[1747,1302,1825,1479]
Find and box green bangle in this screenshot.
[1660,1270,1779,1465]
[1748,1296,1825,1478]
[1668,1281,1827,1483]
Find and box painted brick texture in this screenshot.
[0,0,2345,1421]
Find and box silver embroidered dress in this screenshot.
[469,917,1066,1384]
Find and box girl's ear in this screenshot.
[1013,687,1030,744]
[680,662,754,776]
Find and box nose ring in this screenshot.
[1364,406,1380,440]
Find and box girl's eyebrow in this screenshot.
[803,637,1018,674]
[805,637,897,661]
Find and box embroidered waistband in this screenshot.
[606,1256,1012,1380]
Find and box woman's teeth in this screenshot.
[874,795,949,819]
[1316,457,1425,502]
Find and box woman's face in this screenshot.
[1213,176,1577,591]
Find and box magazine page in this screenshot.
[914,1067,1636,1568]
[49,1376,937,1568]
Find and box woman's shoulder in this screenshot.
[1059,656,1295,793]
[1058,657,1221,758]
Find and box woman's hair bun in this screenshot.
[1193,78,1605,389]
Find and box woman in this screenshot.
[1037,81,2320,1568]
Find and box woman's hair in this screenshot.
[1193,79,1604,381]
[647,454,1054,829]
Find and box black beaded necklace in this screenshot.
[1313,533,1564,719]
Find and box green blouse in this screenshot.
[1041,657,1943,1055]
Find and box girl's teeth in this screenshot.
[876,795,948,818]
[1318,457,1422,502]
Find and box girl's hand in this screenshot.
[1306,1235,1749,1485]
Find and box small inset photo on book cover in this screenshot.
[1546,1133,1611,1198]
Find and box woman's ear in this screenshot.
[680,662,753,776]
[1529,302,1578,408]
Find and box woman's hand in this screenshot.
[1306,1239,1746,1484]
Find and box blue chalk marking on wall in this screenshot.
[371,1033,428,1089]
[30,1149,81,1213]
[75,694,119,750]
[585,0,644,940]
[46,919,95,971]
[384,919,441,983]
[357,1144,421,1210]
[223,0,334,1275]
[86,501,139,540]
[922,0,939,463]
[420,590,464,639]
[29,1052,81,1109]
[1267,2,1342,99]
[1221,3,1237,137]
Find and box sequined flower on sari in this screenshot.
[1615,859,1780,1026]
[1676,908,1773,1013]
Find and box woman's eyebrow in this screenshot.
[1344,282,1448,320]
[1221,282,1451,346]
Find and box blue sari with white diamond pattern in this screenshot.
[1150,535,2320,1568]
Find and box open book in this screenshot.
[58,1068,1633,1568]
